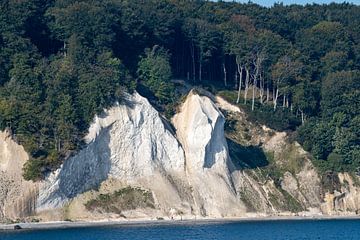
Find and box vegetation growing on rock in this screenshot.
[84,187,155,214]
[0,0,359,180]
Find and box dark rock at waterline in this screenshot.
[13,225,22,230]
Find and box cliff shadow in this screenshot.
[227,138,269,170]
[203,117,227,169]
[57,125,112,199]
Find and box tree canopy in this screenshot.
[0,0,359,180]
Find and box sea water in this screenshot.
[0,219,359,240]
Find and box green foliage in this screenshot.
[245,104,301,131]
[299,70,360,173]
[219,90,300,131]
[297,112,360,173]
[137,46,174,103]
[23,150,62,181]
[1,0,360,180]
[279,189,305,213]
[321,70,360,119]
[320,51,349,74]
[85,187,155,214]
[0,0,134,181]
[47,0,119,49]
[296,21,351,62]
[298,120,334,160]
[23,158,47,181]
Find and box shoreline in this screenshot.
[1,215,360,231]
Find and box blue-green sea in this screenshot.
[0,219,359,240]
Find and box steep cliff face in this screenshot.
[216,95,322,215]
[172,92,245,217]
[38,92,188,216]
[1,90,360,222]
[322,173,360,214]
[37,91,245,220]
[0,131,38,221]
[263,134,322,212]
[216,94,360,216]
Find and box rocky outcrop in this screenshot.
[1,90,360,222]
[0,130,38,221]
[38,92,187,214]
[37,91,245,219]
[172,91,245,217]
[322,173,360,215]
[216,95,322,214]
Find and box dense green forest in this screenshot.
[0,0,359,180]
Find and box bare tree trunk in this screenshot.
[272,86,276,103]
[259,73,264,104]
[54,130,58,151]
[244,66,250,104]
[266,86,269,103]
[274,88,279,110]
[286,96,289,108]
[283,94,286,107]
[223,62,227,86]
[236,64,243,104]
[251,65,259,111]
[252,79,257,111]
[300,109,305,124]
[63,42,66,57]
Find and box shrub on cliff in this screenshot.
[137,46,175,104]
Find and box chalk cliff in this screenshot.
[37,91,245,220]
[0,131,38,221]
[0,90,359,222]
[172,92,245,217]
[37,92,187,217]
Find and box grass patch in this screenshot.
[268,189,304,213]
[279,188,305,213]
[268,192,283,210]
[239,191,257,212]
[278,144,305,175]
[85,186,155,214]
[217,90,238,103]
[279,189,305,213]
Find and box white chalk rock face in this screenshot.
[38,91,246,218]
[173,93,228,171]
[4,89,360,220]
[172,91,246,216]
[38,92,186,210]
[0,131,38,219]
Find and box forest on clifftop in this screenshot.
[0,0,359,180]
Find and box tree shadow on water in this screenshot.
[227,138,269,170]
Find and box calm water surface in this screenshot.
[0,219,359,240]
